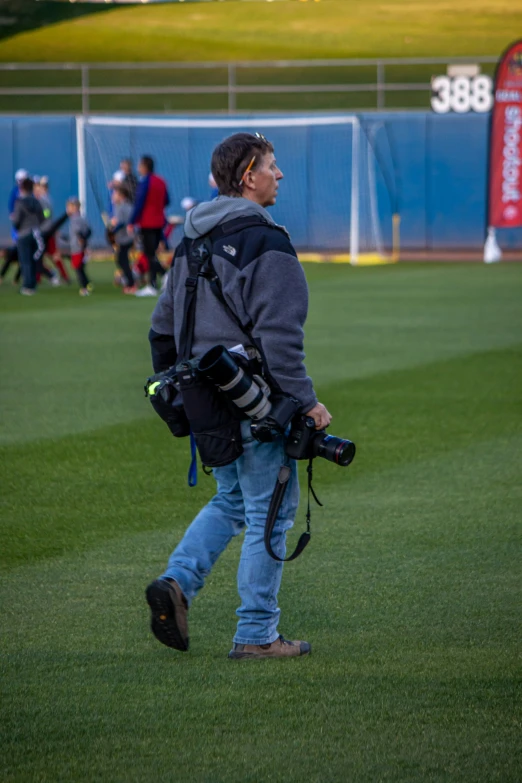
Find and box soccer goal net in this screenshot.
[77,115,397,263]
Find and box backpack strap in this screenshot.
[176,240,209,363]
[200,220,283,392]
[177,214,286,392]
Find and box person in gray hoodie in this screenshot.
[145,132,332,660]
[10,177,44,295]
[65,198,92,296]
[36,176,70,285]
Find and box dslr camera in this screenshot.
[285,414,355,467]
[144,366,190,438]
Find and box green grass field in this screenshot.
[0,0,517,112]
[1,261,521,782]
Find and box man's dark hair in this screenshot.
[20,177,33,193]
[140,155,154,173]
[211,133,274,197]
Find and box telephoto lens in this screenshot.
[313,433,356,467]
[198,345,272,421]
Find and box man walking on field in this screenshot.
[146,133,331,659]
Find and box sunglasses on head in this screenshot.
[239,133,270,186]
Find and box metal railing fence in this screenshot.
[0,56,498,113]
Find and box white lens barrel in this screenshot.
[220,367,244,392]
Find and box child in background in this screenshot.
[37,176,70,284]
[110,186,136,294]
[65,198,92,297]
[131,234,149,288]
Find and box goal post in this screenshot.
[350,116,360,264]
[76,114,87,217]
[76,114,395,264]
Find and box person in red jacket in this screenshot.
[128,155,170,297]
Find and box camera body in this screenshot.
[250,395,300,443]
[286,415,356,467]
[144,366,190,438]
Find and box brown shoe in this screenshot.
[228,634,311,660]
[145,578,189,651]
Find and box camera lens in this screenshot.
[313,433,356,466]
[198,345,272,421]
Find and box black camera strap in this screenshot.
[177,242,207,363]
[177,235,249,364]
[264,459,323,562]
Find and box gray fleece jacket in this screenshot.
[67,213,91,254]
[11,196,44,238]
[112,201,133,246]
[151,196,317,412]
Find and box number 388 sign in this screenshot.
[431,75,493,113]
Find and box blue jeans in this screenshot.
[17,234,37,291]
[161,420,299,645]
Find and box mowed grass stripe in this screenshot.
[0,343,520,566]
[1,262,520,444]
[3,430,519,655]
[303,263,522,384]
[0,279,155,445]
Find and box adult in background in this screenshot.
[10,177,44,296]
[145,132,332,659]
[120,158,138,203]
[8,169,27,219]
[128,155,170,297]
[107,170,125,217]
[0,168,27,285]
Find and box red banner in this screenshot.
[488,40,522,228]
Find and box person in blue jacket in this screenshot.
[0,169,27,285]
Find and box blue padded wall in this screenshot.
[1,112,521,252]
[0,116,77,245]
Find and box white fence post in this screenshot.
[377,61,385,110]
[81,65,89,115]
[228,63,236,114]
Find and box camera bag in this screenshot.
[159,215,288,468]
[175,219,269,468]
